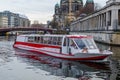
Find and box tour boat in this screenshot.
[13,34,113,61]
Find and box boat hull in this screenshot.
[13,42,110,61]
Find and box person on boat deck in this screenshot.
[71,41,75,46]
[71,40,77,49]
[70,40,88,53]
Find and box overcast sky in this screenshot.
[0,0,108,24]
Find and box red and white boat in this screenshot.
[13,34,113,61]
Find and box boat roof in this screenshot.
[18,34,92,38]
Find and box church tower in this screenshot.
[55,3,60,15]
[60,0,83,27]
[60,0,83,16]
[53,0,84,30]
[84,0,94,14]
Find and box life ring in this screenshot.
[82,48,88,53]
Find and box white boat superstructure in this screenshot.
[13,34,113,61]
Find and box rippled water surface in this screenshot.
[0,36,120,80]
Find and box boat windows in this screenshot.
[27,36,62,46]
[74,39,86,49]
[57,37,62,45]
[70,40,78,49]
[43,36,49,44]
[46,37,62,45]
[83,38,97,49]
[48,37,52,44]
[53,37,57,45]
[28,37,34,42]
[38,37,41,43]
[74,38,97,49]
[40,36,43,43]
[35,37,39,43]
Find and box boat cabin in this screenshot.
[16,34,100,55]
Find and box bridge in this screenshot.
[0,27,54,35]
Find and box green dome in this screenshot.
[76,0,83,2]
[79,0,83,1]
[55,3,59,7]
[79,0,83,3]
[86,0,94,3]
[60,0,64,3]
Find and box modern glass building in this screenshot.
[0,11,30,28]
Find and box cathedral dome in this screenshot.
[76,0,83,3]
[86,0,94,3]
[60,0,67,4]
[55,3,59,7]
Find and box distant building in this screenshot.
[33,20,39,24]
[19,14,30,27]
[53,0,94,30]
[47,21,52,28]
[31,20,47,28]
[82,0,94,15]
[0,11,30,28]
[0,15,8,28]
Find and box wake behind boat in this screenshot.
[13,34,113,61]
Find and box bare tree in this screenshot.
[49,19,59,29]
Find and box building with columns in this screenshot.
[70,0,120,45]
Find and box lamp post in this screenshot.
[66,27,70,34]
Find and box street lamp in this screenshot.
[66,27,70,34]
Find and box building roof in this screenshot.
[55,3,59,7]
[60,0,83,4]
[79,0,82,1]
[86,0,94,3]
[60,0,67,4]
[19,14,28,19]
[75,0,83,3]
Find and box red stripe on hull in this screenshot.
[14,46,108,61]
[14,42,73,56]
[30,50,108,61]
[15,42,61,49]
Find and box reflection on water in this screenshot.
[14,49,112,80]
[14,48,120,80]
[0,36,119,80]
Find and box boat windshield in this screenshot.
[74,38,86,49]
[74,38,97,49]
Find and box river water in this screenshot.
[0,36,120,80]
